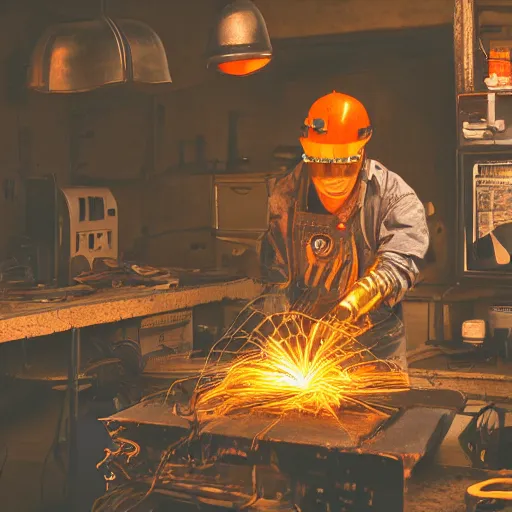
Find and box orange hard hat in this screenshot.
[300,91,372,163]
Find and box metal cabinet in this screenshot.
[213,173,275,274]
[213,174,270,233]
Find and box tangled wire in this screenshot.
[93,294,410,512]
[190,294,409,423]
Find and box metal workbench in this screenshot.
[0,277,263,510]
[0,278,263,344]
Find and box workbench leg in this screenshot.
[67,327,81,510]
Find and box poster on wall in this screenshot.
[469,162,512,271]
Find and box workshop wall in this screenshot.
[157,27,457,281]
[257,0,455,38]
[0,0,455,279]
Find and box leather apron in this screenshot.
[287,210,360,319]
[281,170,360,319]
[253,167,407,367]
[285,172,407,366]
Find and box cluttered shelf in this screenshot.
[0,277,263,344]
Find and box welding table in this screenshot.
[97,391,512,512]
[0,277,263,509]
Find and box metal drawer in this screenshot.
[214,175,270,232]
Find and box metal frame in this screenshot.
[67,328,81,510]
[454,0,512,94]
[454,0,476,95]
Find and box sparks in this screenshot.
[194,309,410,421]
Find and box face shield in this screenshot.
[307,150,365,201]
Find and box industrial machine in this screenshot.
[26,176,118,286]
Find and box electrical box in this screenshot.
[139,310,193,362]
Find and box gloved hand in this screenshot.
[317,254,406,334]
[336,256,403,322]
[327,303,353,324]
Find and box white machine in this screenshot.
[461,319,486,346]
[26,176,118,285]
[60,187,118,278]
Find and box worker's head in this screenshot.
[300,92,372,201]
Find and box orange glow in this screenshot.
[217,57,271,76]
[50,45,71,87]
[194,310,409,422]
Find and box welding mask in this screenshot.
[308,155,364,203]
[300,91,371,204]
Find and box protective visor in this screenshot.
[302,153,363,164]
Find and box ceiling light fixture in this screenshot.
[27,1,172,93]
[207,0,272,77]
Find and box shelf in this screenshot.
[459,91,512,97]
[455,0,512,95]
[459,139,512,146]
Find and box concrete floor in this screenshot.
[406,467,482,512]
[2,386,510,512]
[0,384,113,512]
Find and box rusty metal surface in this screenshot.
[368,407,453,455]
[264,411,385,449]
[201,414,280,440]
[370,387,466,411]
[102,400,190,429]
[103,388,465,454]
[200,411,384,449]
[98,389,467,511]
[368,407,456,480]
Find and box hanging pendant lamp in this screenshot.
[27,2,172,93]
[207,0,272,76]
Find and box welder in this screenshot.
[261,91,429,369]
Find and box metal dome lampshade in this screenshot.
[27,15,172,93]
[207,0,272,76]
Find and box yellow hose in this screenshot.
[466,478,512,501]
